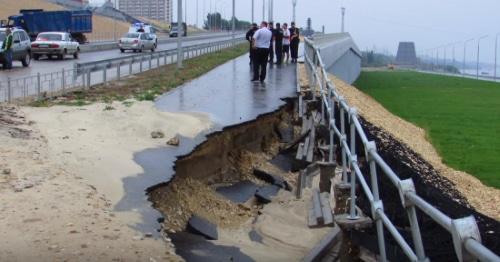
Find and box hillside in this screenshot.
[0,0,130,41]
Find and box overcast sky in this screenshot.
[93,0,500,63]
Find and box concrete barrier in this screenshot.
[309,33,362,84]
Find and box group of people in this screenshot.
[1,28,13,70]
[246,21,300,82]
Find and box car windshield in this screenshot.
[0,32,5,42]
[37,34,63,41]
[125,33,139,38]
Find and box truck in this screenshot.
[6,9,92,44]
[169,22,187,37]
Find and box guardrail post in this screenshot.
[102,65,107,85]
[117,63,121,81]
[140,57,143,72]
[129,60,133,75]
[7,77,11,103]
[156,55,160,69]
[37,73,41,100]
[149,55,152,69]
[366,142,387,262]
[398,179,427,261]
[86,69,91,88]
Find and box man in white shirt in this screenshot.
[251,21,273,82]
[282,23,291,63]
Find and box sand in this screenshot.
[325,72,500,220]
[0,104,178,261]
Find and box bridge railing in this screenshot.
[0,37,245,104]
[303,36,499,262]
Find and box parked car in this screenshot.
[31,32,80,60]
[0,27,32,68]
[119,32,156,53]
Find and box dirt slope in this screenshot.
[0,0,130,41]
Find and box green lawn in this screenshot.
[353,71,500,188]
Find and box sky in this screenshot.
[91,0,500,64]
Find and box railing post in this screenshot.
[140,57,143,72]
[86,69,91,88]
[149,55,152,69]
[329,91,335,163]
[349,108,357,157]
[37,73,41,100]
[366,142,387,262]
[129,60,133,75]
[348,156,359,220]
[339,97,348,185]
[398,179,427,261]
[61,68,66,95]
[7,77,11,103]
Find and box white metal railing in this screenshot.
[0,37,245,104]
[303,37,500,262]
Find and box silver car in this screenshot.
[0,27,32,68]
[31,32,80,60]
[119,33,156,53]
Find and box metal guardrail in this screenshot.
[303,37,500,262]
[0,37,245,104]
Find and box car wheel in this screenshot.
[33,54,40,61]
[73,51,79,59]
[151,46,155,52]
[21,52,31,67]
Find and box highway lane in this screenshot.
[0,32,242,81]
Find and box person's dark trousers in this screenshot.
[275,42,283,64]
[290,41,299,62]
[4,49,13,69]
[268,42,274,63]
[253,48,270,81]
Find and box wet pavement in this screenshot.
[116,54,297,236]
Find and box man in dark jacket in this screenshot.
[274,23,284,65]
[245,23,258,65]
[268,22,275,63]
[289,22,300,63]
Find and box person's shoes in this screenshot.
[251,78,259,82]
[260,79,265,83]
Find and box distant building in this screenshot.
[117,0,173,22]
[395,42,417,67]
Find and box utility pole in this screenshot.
[177,0,184,69]
[463,39,474,77]
[185,0,187,27]
[477,35,488,79]
[341,7,345,33]
[113,0,117,41]
[232,0,235,43]
[292,0,297,23]
[196,0,199,28]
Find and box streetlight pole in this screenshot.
[113,0,117,41]
[477,35,488,80]
[262,0,265,21]
[341,7,346,33]
[196,0,199,28]
[463,38,474,77]
[251,0,254,23]
[231,0,235,43]
[177,0,184,69]
[495,33,499,81]
[185,0,188,27]
[292,0,297,23]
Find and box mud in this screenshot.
[352,116,500,260]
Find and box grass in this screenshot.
[353,71,500,188]
[31,43,248,106]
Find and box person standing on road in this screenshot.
[1,28,13,70]
[252,21,273,83]
[246,23,258,65]
[282,23,291,63]
[268,22,275,64]
[274,23,284,65]
[290,22,300,63]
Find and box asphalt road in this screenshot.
[0,32,240,81]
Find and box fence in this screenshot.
[0,37,245,104]
[303,37,500,262]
